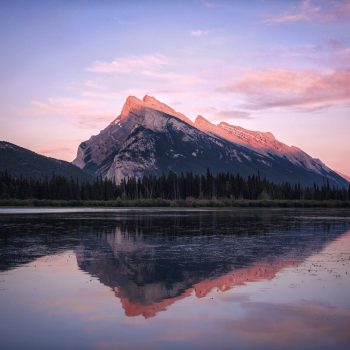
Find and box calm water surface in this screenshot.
[0,208,350,349]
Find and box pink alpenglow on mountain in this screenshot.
[73,95,349,187]
[119,95,193,125]
[194,115,333,177]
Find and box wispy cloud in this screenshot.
[215,110,251,119]
[31,97,104,116]
[220,68,350,111]
[82,88,155,101]
[142,70,201,85]
[86,54,170,74]
[202,0,217,8]
[153,88,186,94]
[329,47,350,67]
[326,39,346,50]
[30,97,114,128]
[81,91,118,100]
[191,29,209,37]
[201,0,229,9]
[85,53,200,87]
[84,80,106,90]
[263,0,350,24]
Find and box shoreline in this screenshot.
[1,199,350,208]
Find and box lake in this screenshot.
[0,208,350,349]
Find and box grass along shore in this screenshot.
[0,198,350,208]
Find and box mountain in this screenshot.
[73,95,349,187]
[0,141,92,180]
[194,115,341,182]
[337,171,350,183]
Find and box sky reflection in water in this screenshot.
[0,208,349,350]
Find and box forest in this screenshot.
[1,170,349,202]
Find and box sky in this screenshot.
[0,0,349,175]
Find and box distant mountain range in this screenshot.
[73,95,348,187]
[0,141,91,181]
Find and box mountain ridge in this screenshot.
[194,114,333,176]
[73,95,348,187]
[0,141,92,180]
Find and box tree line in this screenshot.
[0,170,349,201]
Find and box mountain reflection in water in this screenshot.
[1,209,349,319]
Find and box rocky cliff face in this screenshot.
[73,95,348,186]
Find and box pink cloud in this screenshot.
[142,70,201,85]
[263,0,350,24]
[31,97,109,116]
[81,91,118,100]
[86,54,170,74]
[326,39,346,50]
[215,109,251,119]
[153,88,186,94]
[85,54,200,88]
[331,47,350,67]
[220,68,350,110]
[30,97,114,128]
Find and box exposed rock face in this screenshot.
[195,115,334,177]
[73,95,348,186]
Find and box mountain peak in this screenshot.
[120,96,144,119]
[119,94,193,125]
[195,115,211,126]
[142,94,160,104]
[143,94,193,125]
[142,94,176,114]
